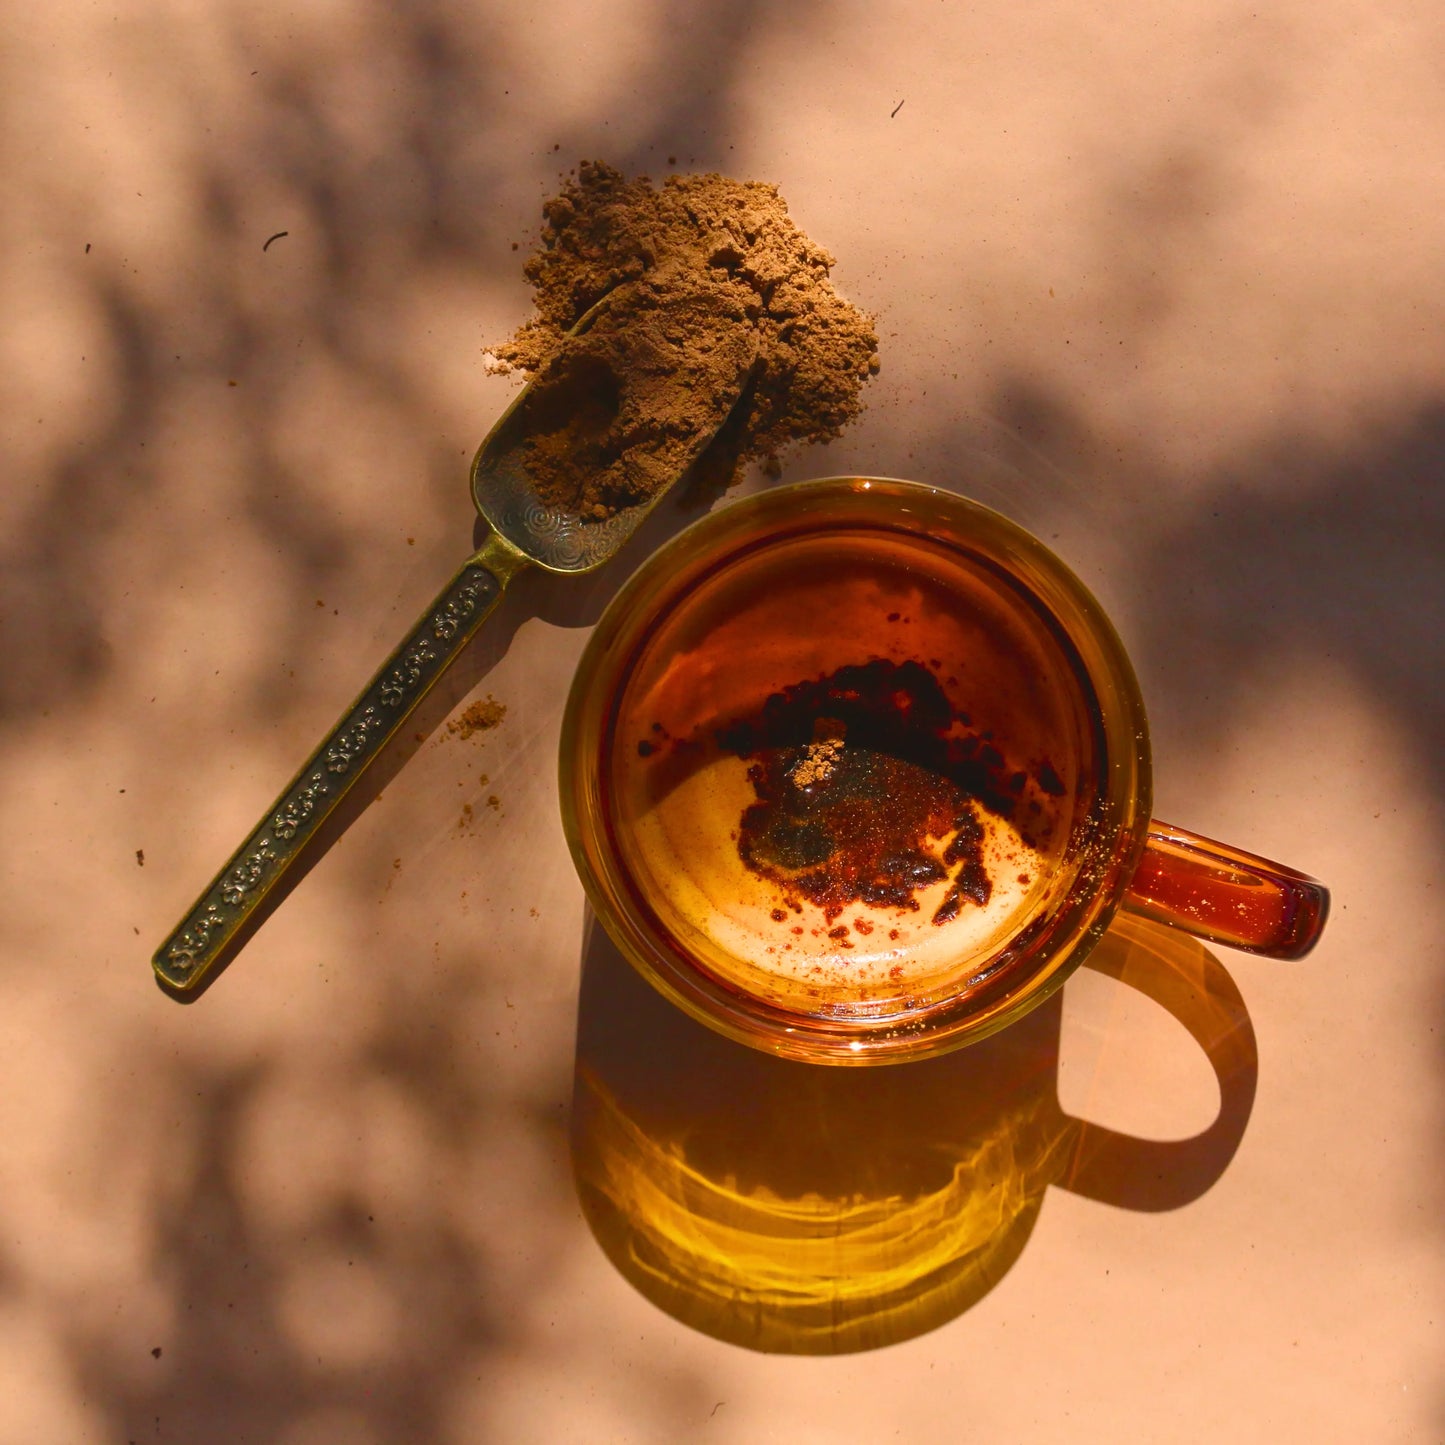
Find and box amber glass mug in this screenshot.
[559,478,1327,1064]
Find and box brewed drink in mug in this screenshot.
[560,478,1327,1064]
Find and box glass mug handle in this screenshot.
[1122,821,1329,961]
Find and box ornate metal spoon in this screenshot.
[154,289,757,997]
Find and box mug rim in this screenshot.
[559,476,1153,1063]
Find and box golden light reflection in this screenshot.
[572,913,1257,1353]
[575,1071,1059,1354]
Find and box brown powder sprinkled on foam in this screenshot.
[789,718,848,787]
[489,161,878,519]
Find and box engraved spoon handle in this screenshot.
[153,533,527,998]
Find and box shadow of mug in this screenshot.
[570,912,1257,1354]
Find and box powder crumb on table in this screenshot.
[447,696,506,739]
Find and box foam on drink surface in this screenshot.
[634,753,1050,1001]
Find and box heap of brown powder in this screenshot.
[489,161,878,519]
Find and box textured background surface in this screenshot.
[1,1,1440,1439]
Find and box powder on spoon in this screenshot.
[489,161,878,519]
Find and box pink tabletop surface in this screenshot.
[2,1,1440,1440]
